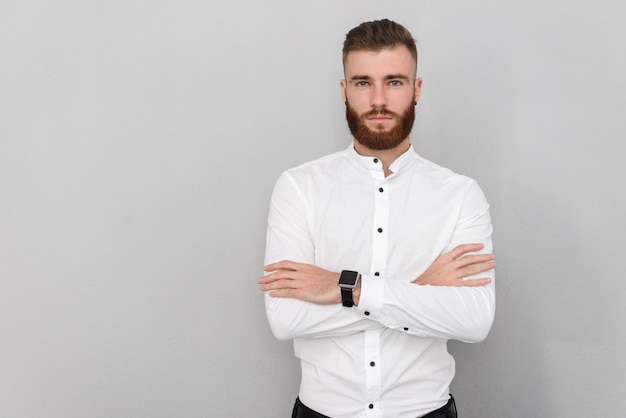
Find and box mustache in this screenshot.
[363,108,400,118]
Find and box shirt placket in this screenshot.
[364,167,389,417]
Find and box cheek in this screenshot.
[389,94,415,111]
[346,93,370,112]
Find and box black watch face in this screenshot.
[340,270,359,285]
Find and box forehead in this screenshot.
[344,45,416,79]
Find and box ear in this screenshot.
[414,77,423,102]
[340,79,347,102]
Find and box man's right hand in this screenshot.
[413,243,495,287]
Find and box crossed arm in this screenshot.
[258,243,494,305]
[258,244,495,342]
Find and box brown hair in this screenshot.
[342,19,418,72]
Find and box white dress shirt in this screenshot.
[264,144,495,418]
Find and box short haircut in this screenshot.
[342,19,418,74]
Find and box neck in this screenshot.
[353,137,411,177]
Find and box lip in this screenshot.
[367,116,393,123]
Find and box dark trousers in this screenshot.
[292,395,457,418]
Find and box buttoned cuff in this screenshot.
[355,274,384,319]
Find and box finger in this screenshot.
[438,244,484,263]
[448,243,485,260]
[258,268,301,284]
[268,288,299,298]
[264,260,304,272]
[257,269,284,284]
[458,261,496,278]
[260,277,299,292]
[453,277,492,287]
[257,275,278,284]
[454,253,495,268]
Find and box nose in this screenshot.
[370,84,386,108]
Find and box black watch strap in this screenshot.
[338,270,359,307]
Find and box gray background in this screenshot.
[1,1,625,417]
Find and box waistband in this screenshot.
[292,395,457,418]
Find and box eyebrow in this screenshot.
[349,74,412,82]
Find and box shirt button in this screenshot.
[404,327,409,331]
[379,187,384,193]
[373,158,379,163]
[369,404,374,409]
[377,228,383,233]
[374,272,380,276]
[364,311,370,316]
[370,361,376,367]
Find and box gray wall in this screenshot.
[1,1,624,417]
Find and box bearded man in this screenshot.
[258,19,496,418]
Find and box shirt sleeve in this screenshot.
[355,180,496,343]
[263,172,383,340]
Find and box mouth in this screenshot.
[367,112,393,120]
[367,115,394,126]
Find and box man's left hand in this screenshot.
[258,261,341,305]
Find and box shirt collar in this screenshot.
[347,142,418,178]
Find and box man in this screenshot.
[258,19,495,418]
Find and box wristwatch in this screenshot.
[338,270,360,307]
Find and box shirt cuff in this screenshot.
[354,273,384,319]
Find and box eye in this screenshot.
[389,80,403,87]
[355,81,369,87]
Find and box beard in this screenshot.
[345,100,415,151]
